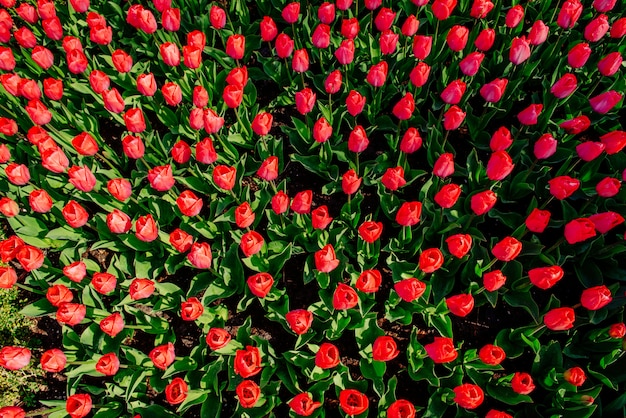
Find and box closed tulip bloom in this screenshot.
[596,177,620,197]
[593,0,616,11]
[396,201,422,226]
[176,190,203,217]
[315,342,341,368]
[233,346,262,378]
[66,394,92,418]
[598,52,622,77]
[447,25,469,51]
[374,7,396,31]
[313,117,333,143]
[19,80,41,101]
[549,176,580,199]
[487,150,514,181]
[5,164,30,185]
[25,99,52,125]
[335,39,355,65]
[557,0,583,29]
[42,17,63,40]
[41,348,67,372]
[135,214,158,242]
[601,131,626,154]
[589,211,624,234]
[510,37,531,65]
[568,43,591,68]
[576,141,604,161]
[161,82,182,106]
[529,265,564,289]
[381,166,406,190]
[365,0,382,9]
[410,62,431,87]
[433,153,455,178]
[584,14,608,42]
[260,16,278,42]
[435,183,462,208]
[213,165,237,191]
[325,70,342,94]
[393,93,415,120]
[62,201,89,228]
[311,205,332,230]
[560,115,590,135]
[291,190,312,214]
[518,104,542,125]
[609,323,626,338]
[17,3,38,23]
[483,270,507,292]
[447,293,475,316]
[235,202,255,228]
[226,66,248,88]
[169,229,193,253]
[526,208,551,233]
[223,85,243,108]
[226,34,245,60]
[271,191,289,214]
[443,105,466,130]
[29,190,53,213]
[481,78,508,102]
[564,218,596,244]
[183,46,202,69]
[138,9,158,33]
[551,73,577,98]
[56,302,86,326]
[425,337,458,363]
[590,91,623,114]
[394,278,426,302]
[315,244,340,273]
[400,128,422,153]
[529,20,549,45]
[505,5,524,28]
[446,378,481,407]
[402,15,420,36]
[67,49,89,74]
[419,248,444,273]
[413,36,432,60]
[292,49,309,72]
[475,28,495,51]
[341,18,359,39]
[247,273,273,298]
[130,75,155,99]
[122,135,144,159]
[257,156,279,181]
[111,49,133,73]
[285,309,313,335]
[282,2,300,23]
[275,33,294,58]
[68,165,96,192]
[460,52,484,76]
[471,0,494,18]
[544,307,575,331]
[432,0,457,20]
[372,336,399,361]
[0,198,18,217]
[342,169,362,195]
[312,24,331,49]
[358,221,383,243]
[581,285,612,310]
[471,190,497,215]
[124,108,146,133]
[534,133,558,159]
[0,144,10,163]
[511,372,535,395]
[148,164,175,192]
[129,278,155,300]
[446,234,472,258]
[295,88,316,115]
[356,269,382,293]
[379,30,399,55]
[492,237,522,261]
[240,231,264,257]
[209,5,226,29]
[318,2,335,24]
[441,80,466,105]
[0,73,21,96]
[490,127,512,152]
[106,209,131,234]
[610,19,626,38]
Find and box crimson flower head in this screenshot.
[381,166,406,190]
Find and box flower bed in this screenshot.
[0,0,625,416]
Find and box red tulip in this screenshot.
[260,16,278,42]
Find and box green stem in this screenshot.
[25,406,66,417]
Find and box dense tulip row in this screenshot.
[0,0,624,416]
